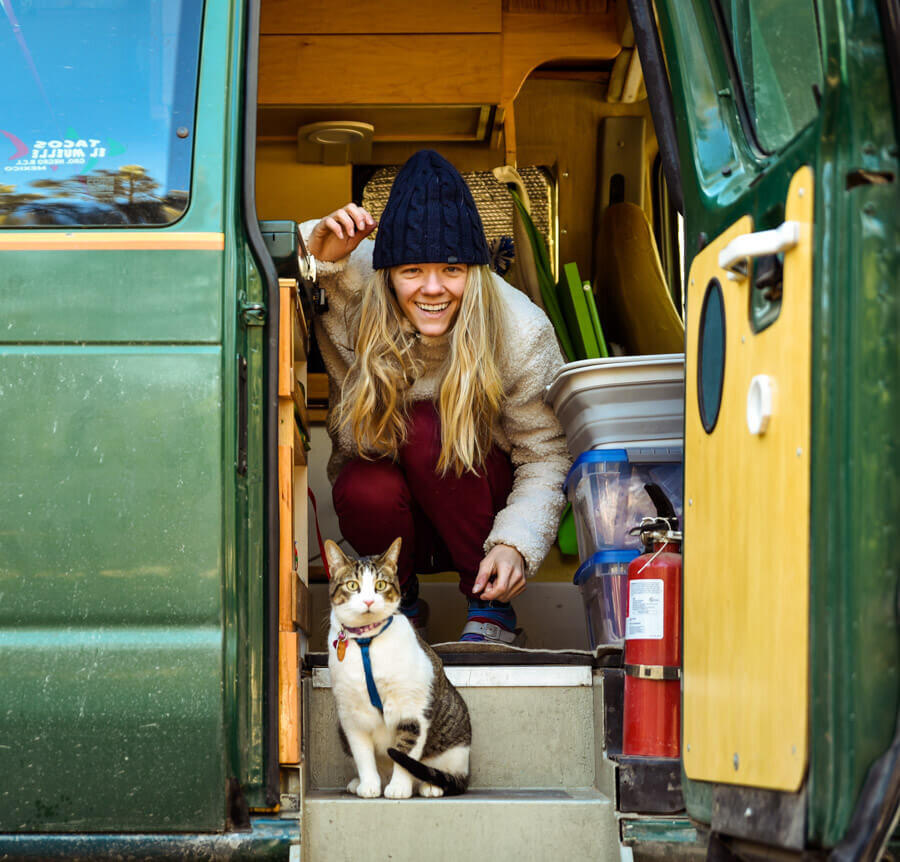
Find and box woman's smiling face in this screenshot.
[390,262,469,337]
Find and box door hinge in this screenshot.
[239,296,267,326]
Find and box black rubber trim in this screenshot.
[877,0,900,143]
[707,0,771,157]
[241,0,280,807]
[831,708,900,861]
[626,0,684,214]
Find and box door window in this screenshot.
[715,0,823,153]
[1,0,203,227]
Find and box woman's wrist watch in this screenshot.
[296,225,328,312]
[296,225,317,283]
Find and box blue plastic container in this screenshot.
[564,447,683,557]
[573,549,641,648]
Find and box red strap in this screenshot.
[308,487,330,579]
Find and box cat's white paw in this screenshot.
[346,778,360,794]
[384,778,413,799]
[418,782,444,798]
[354,778,381,798]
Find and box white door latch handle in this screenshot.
[718,221,800,280]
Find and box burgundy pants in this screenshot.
[332,401,514,597]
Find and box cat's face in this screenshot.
[324,538,403,627]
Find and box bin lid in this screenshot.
[563,446,684,493]
[563,449,628,493]
[573,549,641,584]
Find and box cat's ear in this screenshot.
[324,540,352,575]
[377,537,403,575]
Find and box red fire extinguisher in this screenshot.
[622,517,682,758]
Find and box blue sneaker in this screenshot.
[459,599,525,645]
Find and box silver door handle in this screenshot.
[718,221,800,280]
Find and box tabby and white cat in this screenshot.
[324,537,471,799]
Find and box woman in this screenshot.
[304,150,570,643]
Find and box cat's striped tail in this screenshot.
[386,748,469,796]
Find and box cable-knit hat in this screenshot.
[372,150,490,270]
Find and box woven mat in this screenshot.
[362,166,552,245]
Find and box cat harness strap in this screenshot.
[341,616,394,712]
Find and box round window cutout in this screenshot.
[697,278,726,433]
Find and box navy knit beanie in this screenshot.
[372,150,490,270]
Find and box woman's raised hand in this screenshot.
[307,203,376,262]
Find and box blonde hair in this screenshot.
[334,264,505,475]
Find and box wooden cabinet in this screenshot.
[258,1,618,115]
[277,278,311,766]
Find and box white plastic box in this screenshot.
[546,354,685,458]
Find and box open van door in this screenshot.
[650,1,900,856]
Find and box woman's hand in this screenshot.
[472,544,527,602]
[307,203,376,262]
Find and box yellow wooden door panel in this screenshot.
[683,167,813,790]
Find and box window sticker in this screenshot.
[2,132,126,174]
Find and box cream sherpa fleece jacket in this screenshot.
[302,221,571,576]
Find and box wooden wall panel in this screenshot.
[262,0,501,34]
[501,11,619,102]
[516,77,655,279]
[278,631,300,764]
[504,0,608,10]
[278,443,294,629]
[259,35,503,105]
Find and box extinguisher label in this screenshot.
[626,579,664,640]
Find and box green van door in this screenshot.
[655,0,899,853]
[0,2,270,831]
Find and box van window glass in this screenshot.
[662,2,742,189]
[716,1,823,153]
[0,1,203,227]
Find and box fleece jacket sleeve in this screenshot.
[484,313,572,576]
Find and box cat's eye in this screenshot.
[345,580,360,592]
[374,579,387,591]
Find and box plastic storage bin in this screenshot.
[565,448,683,556]
[573,549,640,647]
[545,354,684,458]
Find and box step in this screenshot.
[306,664,600,791]
[301,788,619,862]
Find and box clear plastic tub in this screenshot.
[573,549,640,648]
[564,448,683,555]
